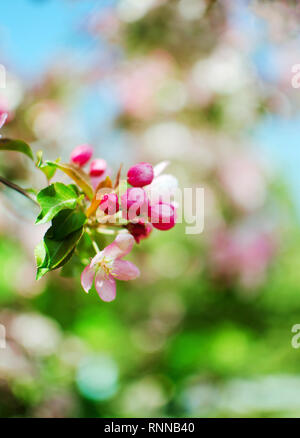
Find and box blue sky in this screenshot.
[1,0,300,212]
[0,0,116,76]
[0,0,127,162]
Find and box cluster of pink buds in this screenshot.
[71,145,177,238]
[123,162,177,235]
[1,119,178,304]
[69,145,178,301]
[71,144,108,185]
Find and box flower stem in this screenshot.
[86,228,101,254]
[91,240,100,253]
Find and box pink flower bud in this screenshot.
[127,221,153,244]
[90,158,107,177]
[70,144,93,166]
[99,193,120,215]
[127,162,154,187]
[121,187,149,221]
[149,202,176,231]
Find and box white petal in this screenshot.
[146,174,179,204]
[153,160,170,178]
[90,251,105,268]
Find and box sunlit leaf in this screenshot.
[36,182,80,224]
[36,150,59,181]
[35,241,48,280]
[0,138,34,160]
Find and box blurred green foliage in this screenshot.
[1,0,300,419]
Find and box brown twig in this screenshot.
[0,175,38,206]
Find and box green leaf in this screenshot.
[60,252,83,278]
[47,209,86,241]
[26,187,38,197]
[60,232,101,278]
[36,182,79,224]
[44,228,83,270]
[0,138,34,160]
[35,241,48,280]
[35,227,83,279]
[36,150,59,181]
[54,247,76,269]
[45,161,94,200]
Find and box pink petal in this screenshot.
[95,272,116,302]
[103,234,134,259]
[112,259,140,281]
[81,265,94,293]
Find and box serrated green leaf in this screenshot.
[0,138,34,160]
[45,161,94,200]
[36,182,79,224]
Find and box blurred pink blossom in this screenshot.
[218,153,266,212]
[210,226,276,289]
[115,52,173,119]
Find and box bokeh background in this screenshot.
[1,0,300,418]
